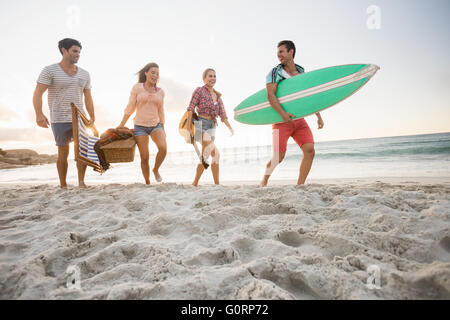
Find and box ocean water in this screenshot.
[1,132,449,185]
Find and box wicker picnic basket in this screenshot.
[101,137,136,163]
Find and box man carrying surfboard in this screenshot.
[260,40,324,187]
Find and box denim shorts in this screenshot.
[51,122,73,146]
[194,117,216,142]
[134,123,162,136]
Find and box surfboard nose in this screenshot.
[366,64,380,77]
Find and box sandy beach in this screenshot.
[0,178,449,300]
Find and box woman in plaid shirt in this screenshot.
[187,68,234,186]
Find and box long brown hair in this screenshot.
[137,62,159,83]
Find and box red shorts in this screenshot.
[272,118,314,153]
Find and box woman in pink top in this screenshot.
[118,62,167,185]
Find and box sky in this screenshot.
[0,0,449,154]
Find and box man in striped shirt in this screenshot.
[260,40,324,187]
[33,38,95,188]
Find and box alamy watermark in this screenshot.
[367,5,381,30]
[66,265,81,290]
[366,264,381,290]
[66,5,81,30]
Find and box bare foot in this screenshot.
[78,182,88,189]
[145,179,151,185]
[153,169,162,183]
[259,180,268,187]
[192,182,198,187]
[60,184,68,189]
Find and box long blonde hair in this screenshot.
[202,68,215,80]
[203,68,221,97]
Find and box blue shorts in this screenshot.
[51,122,73,146]
[194,117,216,142]
[134,123,162,137]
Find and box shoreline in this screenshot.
[1,176,450,188]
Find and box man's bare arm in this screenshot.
[266,83,294,123]
[83,88,95,125]
[33,83,50,128]
[315,112,324,129]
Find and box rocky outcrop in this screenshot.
[0,149,57,169]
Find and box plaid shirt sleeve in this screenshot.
[266,65,305,84]
[266,67,280,84]
[218,97,227,121]
[187,87,201,112]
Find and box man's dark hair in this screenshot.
[277,40,296,58]
[58,38,82,54]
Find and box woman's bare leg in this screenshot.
[192,133,214,187]
[150,129,167,182]
[135,135,150,184]
[210,142,220,185]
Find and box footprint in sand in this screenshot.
[248,259,320,300]
[69,232,88,244]
[184,247,239,266]
[276,230,327,258]
[439,236,450,253]
[277,230,308,248]
[123,200,146,212]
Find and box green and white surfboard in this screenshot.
[234,64,380,125]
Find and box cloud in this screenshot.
[0,77,196,146]
[0,127,53,143]
[90,104,120,129]
[90,77,194,131]
[159,77,194,112]
[0,103,20,121]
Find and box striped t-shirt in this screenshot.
[37,63,91,123]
